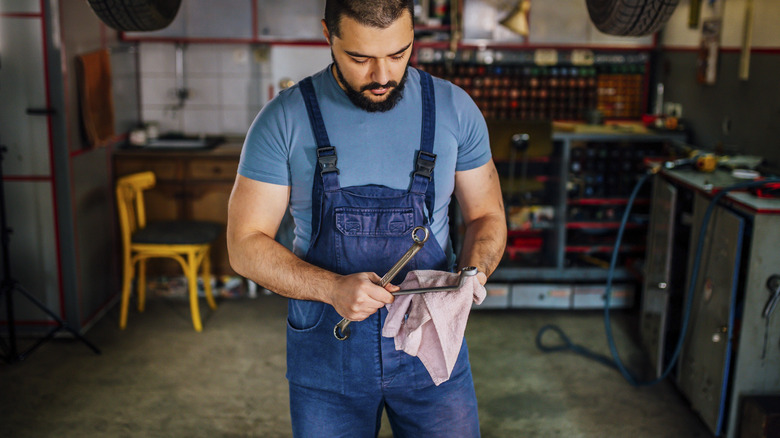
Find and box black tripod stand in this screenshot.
[0,146,100,363]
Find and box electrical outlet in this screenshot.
[664,102,683,118]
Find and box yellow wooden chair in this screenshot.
[116,171,222,331]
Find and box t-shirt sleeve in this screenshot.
[238,93,291,186]
[453,86,491,172]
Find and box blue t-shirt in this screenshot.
[239,66,491,257]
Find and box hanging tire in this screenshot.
[86,0,182,32]
[586,0,680,37]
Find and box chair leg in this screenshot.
[119,254,134,329]
[186,251,203,332]
[137,258,147,312]
[202,248,217,310]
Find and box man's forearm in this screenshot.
[227,176,394,320]
[228,232,339,303]
[457,213,507,278]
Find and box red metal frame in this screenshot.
[566,222,645,229]
[0,12,43,18]
[566,245,646,254]
[568,198,650,206]
[661,46,780,54]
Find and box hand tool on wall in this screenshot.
[739,0,755,80]
[334,226,429,340]
[689,0,702,28]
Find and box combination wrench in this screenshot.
[333,226,429,340]
[391,266,478,296]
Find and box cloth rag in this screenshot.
[382,270,486,385]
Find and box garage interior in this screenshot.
[1,1,779,437]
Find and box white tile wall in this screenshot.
[182,108,223,134]
[222,108,257,134]
[138,43,272,136]
[219,46,253,76]
[185,45,222,76]
[142,107,184,134]
[220,75,255,108]
[139,43,176,75]
[140,76,177,105]
[269,45,332,95]
[185,77,221,106]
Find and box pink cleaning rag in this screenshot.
[382,270,486,386]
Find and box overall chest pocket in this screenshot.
[334,207,417,277]
[335,207,414,236]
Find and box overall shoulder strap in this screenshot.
[410,68,437,224]
[299,76,340,191]
[299,76,340,252]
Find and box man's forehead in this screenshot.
[332,14,414,57]
[336,8,414,32]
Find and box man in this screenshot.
[227,0,506,436]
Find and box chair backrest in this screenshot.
[116,171,156,251]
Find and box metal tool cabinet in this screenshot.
[641,169,780,438]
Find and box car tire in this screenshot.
[586,0,680,36]
[86,0,182,32]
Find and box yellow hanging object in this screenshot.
[501,0,531,36]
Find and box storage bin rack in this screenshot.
[416,49,650,122]
[483,131,686,309]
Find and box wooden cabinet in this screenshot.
[114,143,242,275]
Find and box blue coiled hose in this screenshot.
[536,172,780,387]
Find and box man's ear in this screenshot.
[322,19,331,44]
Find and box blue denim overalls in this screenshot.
[285,69,480,437]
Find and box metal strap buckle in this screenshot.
[414,151,437,179]
[317,146,339,174]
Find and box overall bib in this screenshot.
[285,69,480,437]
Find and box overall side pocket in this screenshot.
[285,300,344,394]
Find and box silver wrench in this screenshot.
[333,226,429,340]
[391,266,478,296]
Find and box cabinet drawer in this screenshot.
[115,159,182,181]
[477,283,510,309]
[511,284,571,308]
[188,159,239,181]
[572,284,634,309]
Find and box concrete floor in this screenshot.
[0,293,712,437]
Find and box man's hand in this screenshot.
[475,271,488,286]
[327,272,398,321]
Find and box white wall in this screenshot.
[139,43,270,136]
[269,45,332,95]
[138,43,332,136]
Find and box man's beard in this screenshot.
[332,54,409,113]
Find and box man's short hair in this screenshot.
[324,0,414,40]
